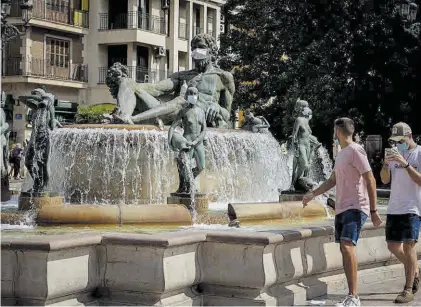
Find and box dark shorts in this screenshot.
[386,214,421,243]
[335,209,368,246]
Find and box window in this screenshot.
[46,0,69,13]
[46,37,70,68]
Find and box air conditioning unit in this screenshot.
[155,47,166,57]
[220,14,225,23]
[220,24,225,33]
[161,0,170,10]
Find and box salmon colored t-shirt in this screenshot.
[334,142,372,216]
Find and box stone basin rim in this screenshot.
[0,222,382,251]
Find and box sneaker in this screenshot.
[395,289,415,304]
[335,295,361,307]
[413,270,420,294]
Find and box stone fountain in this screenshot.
[9,33,331,227]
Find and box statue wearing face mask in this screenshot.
[105,34,235,129]
[168,87,207,194]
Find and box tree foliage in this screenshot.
[219,0,421,146]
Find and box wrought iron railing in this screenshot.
[99,12,166,35]
[9,0,89,28]
[2,57,88,82]
[98,66,171,84]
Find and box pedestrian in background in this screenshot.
[381,122,421,304]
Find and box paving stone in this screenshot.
[308,276,421,306]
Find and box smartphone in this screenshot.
[385,148,397,158]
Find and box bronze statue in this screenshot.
[168,87,206,194]
[1,91,11,201]
[105,34,235,128]
[19,88,58,194]
[1,91,9,179]
[289,99,318,192]
[241,110,270,133]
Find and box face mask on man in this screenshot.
[396,141,409,151]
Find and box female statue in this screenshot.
[289,99,312,191]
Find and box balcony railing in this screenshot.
[98,66,171,84]
[9,0,89,28]
[2,58,88,82]
[99,12,166,35]
[179,22,188,39]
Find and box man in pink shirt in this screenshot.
[303,118,382,307]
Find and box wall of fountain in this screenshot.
[45,127,297,205]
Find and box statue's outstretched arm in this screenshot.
[0,122,9,135]
[291,118,302,142]
[135,77,177,98]
[19,98,38,110]
[48,106,56,130]
[192,110,207,146]
[168,111,183,149]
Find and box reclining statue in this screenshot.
[241,110,270,133]
[105,33,235,128]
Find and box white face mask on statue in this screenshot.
[191,48,208,60]
[187,95,197,105]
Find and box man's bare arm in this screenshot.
[312,172,336,197]
[405,165,421,186]
[380,164,391,184]
[362,171,377,212]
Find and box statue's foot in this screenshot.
[156,118,164,131]
[111,112,134,125]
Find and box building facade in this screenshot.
[1,0,226,143]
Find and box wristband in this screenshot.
[370,210,377,213]
[404,163,410,169]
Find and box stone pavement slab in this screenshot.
[309,276,421,306]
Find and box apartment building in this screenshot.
[1,0,89,143]
[86,0,226,105]
[1,0,226,142]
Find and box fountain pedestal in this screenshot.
[18,192,63,210]
[167,193,209,213]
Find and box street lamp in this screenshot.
[1,0,33,47]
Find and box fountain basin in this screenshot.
[2,224,419,306]
[228,200,331,223]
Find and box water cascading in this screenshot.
[47,127,294,205]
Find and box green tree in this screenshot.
[220,0,421,146]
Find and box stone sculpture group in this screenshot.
[2,33,322,200]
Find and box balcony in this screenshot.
[9,0,89,28]
[2,58,88,83]
[98,66,171,84]
[99,12,166,35]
